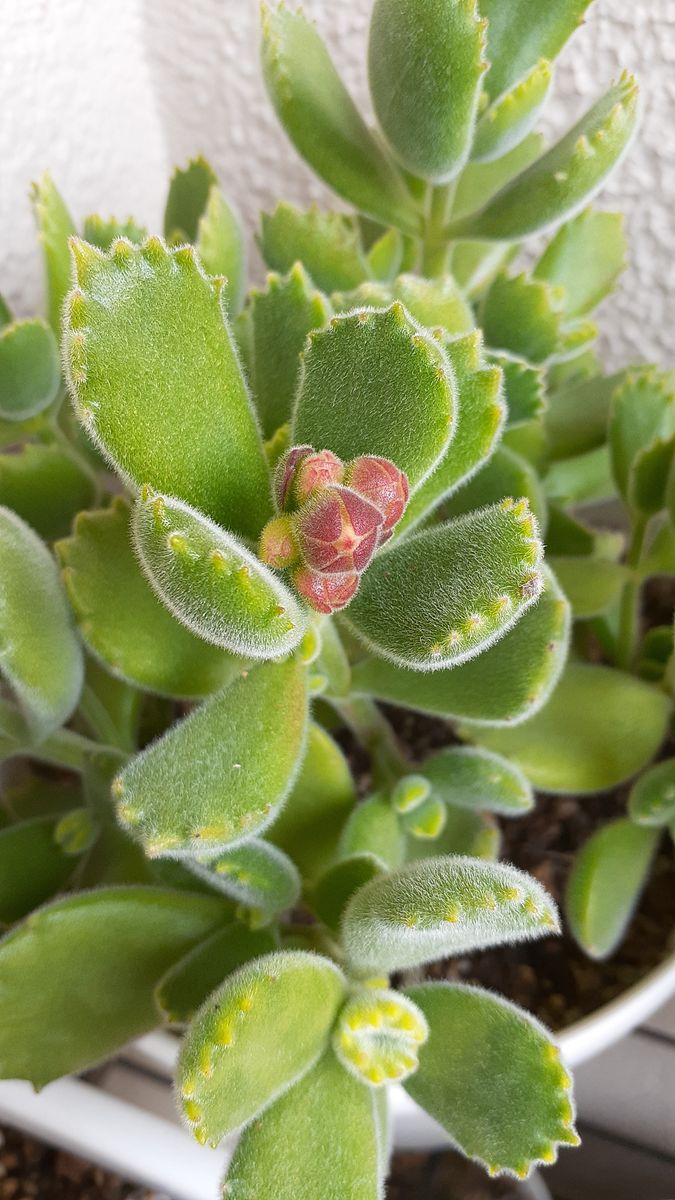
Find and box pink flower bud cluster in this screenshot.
[258,446,409,614]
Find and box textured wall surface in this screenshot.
[3,0,674,368]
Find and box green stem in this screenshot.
[421,182,455,277]
[331,696,408,789]
[616,515,648,671]
[0,698,126,772]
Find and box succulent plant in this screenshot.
[1,0,666,1194]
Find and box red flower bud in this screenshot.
[274,445,313,510]
[258,515,299,569]
[296,485,383,574]
[345,455,409,534]
[274,445,344,510]
[294,565,359,614]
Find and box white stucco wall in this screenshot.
[3,0,673,368]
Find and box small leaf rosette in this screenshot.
[334,987,429,1087]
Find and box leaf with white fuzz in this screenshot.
[404,983,579,1177]
[339,794,405,870]
[490,352,546,426]
[424,746,533,815]
[334,988,428,1087]
[566,820,660,959]
[177,951,345,1144]
[132,490,307,659]
[406,805,500,862]
[473,59,552,164]
[444,445,547,528]
[185,840,301,925]
[342,856,558,973]
[114,657,308,858]
[312,854,384,932]
[629,759,675,827]
[196,187,247,316]
[31,173,76,333]
[155,924,276,1024]
[345,500,544,671]
[0,320,60,422]
[259,204,369,293]
[0,443,95,543]
[534,209,627,318]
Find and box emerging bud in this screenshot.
[296,485,383,574]
[293,449,344,505]
[346,455,409,537]
[274,445,313,510]
[258,515,299,569]
[293,565,359,614]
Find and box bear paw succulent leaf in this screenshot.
[0,816,78,926]
[132,490,307,659]
[114,656,308,858]
[404,983,579,1177]
[30,172,76,334]
[259,204,369,293]
[345,499,544,671]
[311,853,384,932]
[488,351,546,427]
[0,442,95,543]
[628,758,675,827]
[534,208,627,319]
[423,746,534,816]
[342,856,559,973]
[443,445,548,529]
[64,235,272,540]
[83,213,148,251]
[405,805,500,862]
[155,923,277,1025]
[480,0,592,104]
[177,950,346,1145]
[340,794,406,871]
[472,58,552,165]
[185,839,301,926]
[0,319,60,422]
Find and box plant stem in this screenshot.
[331,696,408,788]
[616,514,648,671]
[421,182,454,278]
[0,698,126,772]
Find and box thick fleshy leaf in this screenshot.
[391,274,474,336]
[482,273,573,364]
[451,241,515,300]
[473,59,552,164]
[369,0,487,183]
[345,500,544,671]
[0,320,60,422]
[186,840,301,925]
[259,204,369,293]
[164,156,217,242]
[468,663,671,793]
[64,237,271,539]
[449,74,639,241]
[342,856,558,973]
[57,501,240,697]
[352,567,569,725]
[0,887,227,1086]
[0,817,76,926]
[534,209,627,317]
[82,213,147,250]
[261,5,420,234]
[424,746,533,815]
[0,443,94,542]
[196,187,247,316]
[405,983,578,1176]
[490,352,546,426]
[566,819,660,959]
[406,805,500,861]
[628,759,675,827]
[367,227,404,282]
[31,173,76,333]
[395,332,505,537]
[481,0,592,99]
[0,507,83,740]
[223,1050,381,1200]
[311,854,383,932]
[155,924,276,1024]
[269,723,356,881]
[545,371,624,461]
[453,132,544,219]
[177,951,345,1144]
[609,367,675,512]
[248,265,330,437]
[444,445,547,528]
[544,445,615,507]
[339,795,405,870]
[115,657,308,858]
[132,490,306,659]
[293,304,454,490]
[0,296,11,327]
[548,556,628,618]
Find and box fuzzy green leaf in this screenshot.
[444,445,548,528]
[164,156,217,242]
[369,0,487,183]
[451,241,515,300]
[405,983,578,1177]
[628,759,675,827]
[548,556,628,618]
[57,501,240,697]
[473,59,552,164]
[248,265,330,437]
[345,500,544,671]
[177,951,345,1144]
[186,840,300,925]
[0,320,60,422]
[490,352,546,427]
[82,214,147,250]
[481,0,592,101]
[0,296,11,328]
[367,227,404,282]
[259,205,369,293]
[468,662,671,793]
[196,187,247,316]
[450,74,639,241]
[545,371,624,461]
[406,805,500,861]
[342,856,558,972]
[566,819,660,959]
[155,924,276,1024]
[0,507,83,740]
[133,490,306,659]
[312,854,384,932]
[0,887,227,1087]
[293,304,454,490]
[116,657,308,858]
[534,210,627,317]
[31,173,76,333]
[351,566,570,725]
[0,443,94,542]
[64,237,271,540]
[395,332,505,537]
[391,274,474,337]
[223,1049,381,1200]
[269,724,356,882]
[339,795,405,870]
[0,817,76,926]
[424,746,533,815]
[609,367,675,512]
[261,5,420,234]
[482,273,582,364]
[453,132,544,219]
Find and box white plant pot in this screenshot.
[1,949,674,1200]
